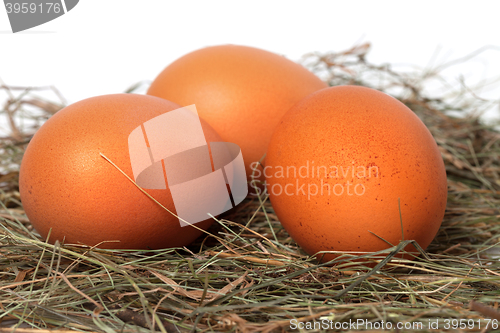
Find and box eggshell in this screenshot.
[147,44,328,182]
[19,94,220,249]
[265,86,447,262]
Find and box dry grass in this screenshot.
[1,43,500,332]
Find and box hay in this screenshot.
[1,43,500,332]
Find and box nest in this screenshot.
[1,43,500,332]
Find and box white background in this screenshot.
[1,0,499,130]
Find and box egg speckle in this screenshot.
[19,94,220,249]
[265,86,447,262]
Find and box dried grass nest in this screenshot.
[1,43,500,332]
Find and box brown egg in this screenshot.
[19,94,220,249]
[265,86,447,263]
[147,44,327,186]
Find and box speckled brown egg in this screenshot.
[19,94,220,249]
[147,44,328,183]
[265,85,447,263]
